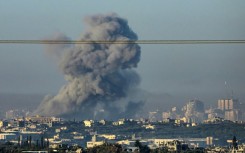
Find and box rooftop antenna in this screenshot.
[225,81,235,99]
[225,81,229,99]
[231,89,234,99]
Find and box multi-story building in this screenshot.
[218,99,239,111]
[25,115,61,124]
[0,133,16,140]
[184,99,205,123]
[84,120,92,127]
[87,135,104,148]
[153,139,177,147]
[98,134,116,140]
[206,137,213,146]
[149,111,158,122]
[162,112,170,120]
[224,109,241,121]
[5,110,15,119]
[217,99,242,121]
[186,100,204,114]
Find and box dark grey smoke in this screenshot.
[35,13,142,119]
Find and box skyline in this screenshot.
[0,1,245,111]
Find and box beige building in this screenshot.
[87,141,103,148]
[0,133,16,140]
[143,124,155,129]
[25,116,60,124]
[153,139,177,147]
[218,99,239,111]
[98,134,116,140]
[0,121,3,128]
[166,140,182,152]
[162,112,170,120]
[117,140,136,146]
[99,120,106,125]
[184,100,204,123]
[206,137,213,146]
[87,135,104,148]
[225,110,241,121]
[112,119,124,126]
[217,99,241,121]
[84,120,92,127]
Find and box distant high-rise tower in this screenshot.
[149,111,158,122]
[217,99,239,111]
[206,137,213,146]
[217,99,241,121]
[186,100,204,114]
[185,99,204,123]
[224,110,241,121]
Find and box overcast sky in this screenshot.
[0,1,245,106]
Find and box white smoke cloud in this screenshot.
[35,13,142,119]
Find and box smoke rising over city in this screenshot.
[35,13,142,119]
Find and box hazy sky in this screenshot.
[0,1,245,106]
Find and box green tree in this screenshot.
[134,140,150,153]
[85,143,124,153]
[232,136,238,150]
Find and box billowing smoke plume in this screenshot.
[35,13,142,119]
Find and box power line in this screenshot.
[0,40,245,44]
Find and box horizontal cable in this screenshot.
[0,40,245,44]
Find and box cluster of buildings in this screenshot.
[216,99,241,121]
[159,98,245,124]
[0,115,208,149]
[5,109,31,119]
[4,98,244,127]
[0,97,244,152]
[0,113,245,152]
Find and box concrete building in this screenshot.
[166,140,182,152]
[162,112,170,120]
[83,120,92,127]
[117,140,136,146]
[143,124,155,130]
[184,100,205,123]
[153,139,177,147]
[99,120,106,125]
[0,120,3,128]
[112,119,124,126]
[225,110,241,121]
[86,135,104,148]
[25,116,61,124]
[98,134,116,140]
[5,110,15,119]
[186,100,204,113]
[149,111,158,122]
[0,133,16,140]
[218,99,239,111]
[217,99,242,121]
[206,137,213,146]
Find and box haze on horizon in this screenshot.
[0,1,245,115]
